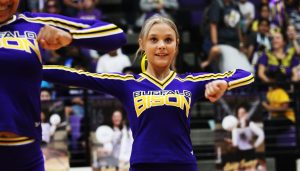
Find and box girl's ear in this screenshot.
[176,38,180,47]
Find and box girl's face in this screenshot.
[271,32,285,49]
[287,25,297,39]
[83,0,94,10]
[260,6,270,19]
[40,90,51,101]
[112,111,122,127]
[0,0,19,23]
[140,23,178,71]
[258,21,270,35]
[237,107,248,120]
[46,1,60,14]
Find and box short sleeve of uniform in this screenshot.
[291,55,300,68]
[257,53,268,66]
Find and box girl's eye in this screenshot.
[165,38,173,43]
[150,37,157,42]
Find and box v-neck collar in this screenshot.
[140,71,176,90]
[0,15,17,27]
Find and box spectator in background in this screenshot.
[251,3,281,35]
[262,83,295,123]
[77,0,102,20]
[62,0,83,17]
[289,1,300,35]
[200,44,254,73]
[137,0,179,27]
[284,0,297,14]
[27,0,45,12]
[96,49,131,73]
[119,123,133,171]
[122,0,139,34]
[41,89,52,102]
[248,18,271,67]
[202,0,242,55]
[286,23,300,55]
[41,111,56,145]
[40,89,65,124]
[76,0,103,69]
[257,31,300,83]
[269,0,289,34]
[44,0,61,14]
[238,0,255,34]
[40,89,63,146]
[251,4,271,32]
[231,104,265,163]
[111,110,124,163]
[110,110,133,170]
[63,46,89,70]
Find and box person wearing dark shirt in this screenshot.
[202,0,242,54]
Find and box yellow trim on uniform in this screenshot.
[136,77,145,82]
[19,14,123,39]
[175,70,235,82]
[72,28,124,39]
[228,73,254,90]
[0,139,35,146]
[70,24,117,34]
[19,14,89,30]
[0,137,29,141]
[141,71,176,89]
[0,15,17,27]
[228,77,254,90]
[43,65,135,81]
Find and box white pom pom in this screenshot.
[49,114,61,125]
[95,125,114,143]
[222,115,238,131]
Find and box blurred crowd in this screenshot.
[16,0,300,169]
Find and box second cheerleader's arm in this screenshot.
[20,12,126,52]
[42,65,133,98]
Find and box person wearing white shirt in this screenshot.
[232,104,265,164]
[96,49,131,73]
[238,0,255,33]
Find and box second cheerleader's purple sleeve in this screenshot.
[20,12,127,52]
[42,65,132,99]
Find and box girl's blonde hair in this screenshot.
[135,15,180,70]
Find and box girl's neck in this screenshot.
[273,48,284,54]
[273,48,285,59]
[146,66,171,81]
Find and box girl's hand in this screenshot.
[205,80,228,102]
[38,25,72,50]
